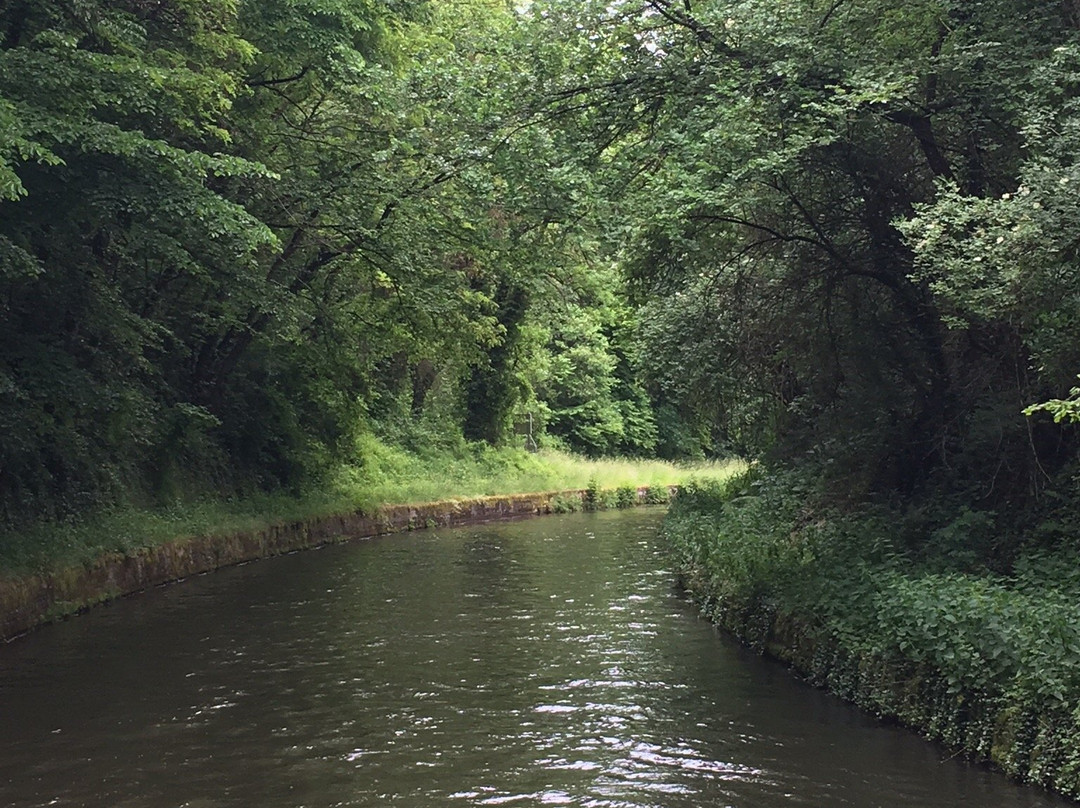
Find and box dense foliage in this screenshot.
[666,474,1080,794]
[531,0,1080,519]
[476,0,1080,572]
[0,0,675,527]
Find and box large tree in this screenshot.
[510,0,1080,509]
[0,0,269,519]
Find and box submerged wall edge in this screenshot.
[685,591,1080,801]
[0,487,668,644]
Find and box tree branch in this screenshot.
[247,67,310,88]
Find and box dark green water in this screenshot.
[0,510,1067,807]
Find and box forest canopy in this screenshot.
[2,0,1080,549]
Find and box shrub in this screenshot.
[615,485,638,508]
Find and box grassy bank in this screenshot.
[0,437,740,577]
[665,471,1080,799]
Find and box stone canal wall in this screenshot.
[0,488,667,643]
[687,593,1080,800]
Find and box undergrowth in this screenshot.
[664,470,1080,796]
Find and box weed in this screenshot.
[615,485,638,508]
[550,493,581,514]
[583,478,600,511]
[664,468,1080,793]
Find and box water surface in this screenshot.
[0,510,1066,807]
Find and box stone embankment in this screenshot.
[691,595,1080,800]
[0,487,666,643]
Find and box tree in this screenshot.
[0,0,268,519]
[524,264,658,457]
[513,0,1080,507]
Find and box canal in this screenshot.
[0,509,1066,807]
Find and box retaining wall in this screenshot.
[689,593,1080,800]
[0,489,612,643]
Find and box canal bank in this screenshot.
[665,477,1080,802]
[683,592,1080,802]
[0,486,670,643]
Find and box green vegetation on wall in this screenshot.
[665,474,1080,795]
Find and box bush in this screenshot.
[615,485,638,508]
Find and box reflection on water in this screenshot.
[0,510,1067,807]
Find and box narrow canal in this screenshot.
[0,509,1066,807]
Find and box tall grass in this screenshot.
[333,435,741,506]
[0,438,742,576]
